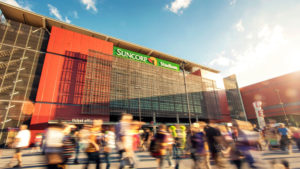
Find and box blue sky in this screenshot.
[2,0,300,87]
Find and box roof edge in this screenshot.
[0,1,220,73]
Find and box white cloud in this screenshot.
[165,0,192,14]
[258,25,271,39]
[0,0,31,11]
[80,0,97,12]
[246,33,253,39]
[235,20,245,32]
[218,24,296,87]
[73,11,79,19]
[230,0,237,6]
[65,17,71,24]
[48,4,71,24]
[209,51,234,67]
[48,4,63,21]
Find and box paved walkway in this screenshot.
[0,148,300,169]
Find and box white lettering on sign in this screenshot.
[160,61,177,70]
[71,119,93,123]
[116,49,147,62]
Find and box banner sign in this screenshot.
[113,47,180,71]
[253,101,266,129]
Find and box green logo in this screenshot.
[113,47,179,71]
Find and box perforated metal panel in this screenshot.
[81,50,222,121]
[0,20,49,144]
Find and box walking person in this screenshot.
[103,126,116,169]
[204,121,229,169]
[44,123,65,169]
[32,133,43,152]
[74,125,91,164]
[278,123,291,153]
[290,127,300,151]
[8,125,31,168]
[61,125,76,168]
[229,143,244,169]
[190,122,211,169]
[84,119,103,169]
[233,120,265,169]
[115,113,134,169]
[171,125,186,169]
[150,124,172,169]
[73,127,80,164]
[141,128,151,151]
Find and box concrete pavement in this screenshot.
[0,148,300,169]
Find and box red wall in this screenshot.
[217,89,231,122]
[30,27,113,137]
[240,71,300,119]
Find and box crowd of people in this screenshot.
[4,113,300,169]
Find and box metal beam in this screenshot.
[22,13,26,24]
[42,17,46,28]
[147,50,153,56]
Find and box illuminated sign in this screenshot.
[113,47,180,71]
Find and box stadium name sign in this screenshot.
[113,47,180,71]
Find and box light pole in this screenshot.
[180,61,192,126]
[135,86,142,122]
[274,89,289,126]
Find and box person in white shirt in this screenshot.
[9,125,31,168]
[44,123,65,169]
[103,126,116,169]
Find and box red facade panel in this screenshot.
[35,53,64,103]
[191,69,202,76]
[31,26,113,131]
[217,89,231,122]
[46,27,113,56]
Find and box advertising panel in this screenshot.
[253,101,266,129]
[113,47,180,71]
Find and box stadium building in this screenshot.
[0,2,239,144]
[240,71,300,127]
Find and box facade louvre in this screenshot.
[81,50,223,121]
[0,20,49,144]
[223,75,247,121]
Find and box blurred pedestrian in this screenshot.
[8,125,31,168]
[264,123,280,150]
[229,143,244,169]
[115,113,134,169]
[231,126,239,142]
[32,133,43,152]
[44,123,64,169]
[73,127,80,164]
[278,123,291,153]
[131,121,142,153]
[141,128,151,151]
[290,127,300,151]
[233,120,265,169]
[204,121,229,169]
[75,124,91,164]
[84,119,102,169]
[190,122,211,169]
[173,125,186,169]
[150,124,172,169]
[61,125,76,167]
[103,125,115,169]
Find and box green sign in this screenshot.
[113,47,180,71]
